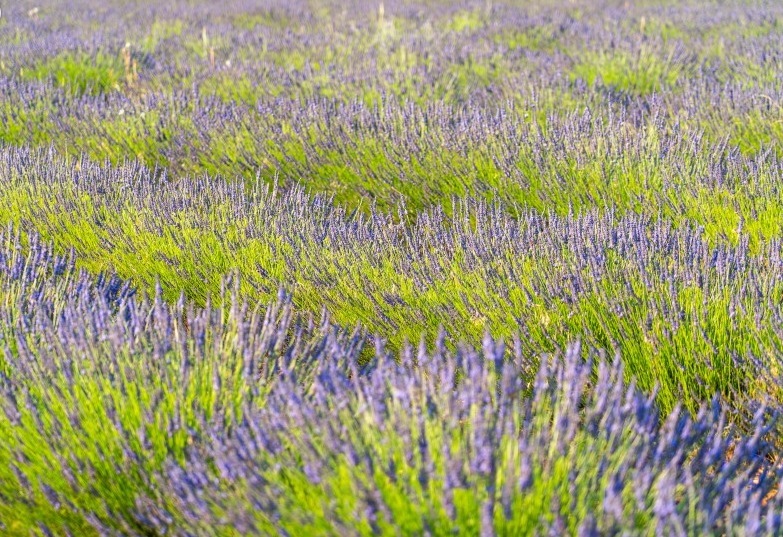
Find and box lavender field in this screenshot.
[2,0,783,535]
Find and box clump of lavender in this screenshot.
[3,0,783,533]
[0,230,780,535]
[3,145,783,420]
[150,341,783,536]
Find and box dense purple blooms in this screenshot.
[0,230,780,534]
[2,0,783,533]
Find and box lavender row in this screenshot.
[2,0,783,217]
[0,229,781,535]
[3,146,783,417]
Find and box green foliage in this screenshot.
[230,9,292,30]
[5,0,783,532]
[571,49,684,96]
[138,19,186,53]
[2,156,781,419]
[493,26,561,52]
[199,72,280,105]
[22,51,128,96]
[727,107,783,156]
[444,9,486,33]
[437,55,503,103]
[640,18,689,43]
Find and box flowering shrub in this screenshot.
[0,231,781,535]
[2,147,783,419]
[2,0,783,533]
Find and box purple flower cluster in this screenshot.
[3,145,783,418]
[0,230,781,535]
[1,0,783,213]
[2,0,783,533]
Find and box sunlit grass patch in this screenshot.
[443,9,486,33]
[376,43,427,74]
[0,98,61,147]
[571,48,685,96]
[21,107,198,174]
[0,108,51,147]
[703,17,782,40]
[176,27,229,66]
[493,26,562,52]
[231,9,292,31]
[137,19,186,54]
[21,50,130,96]
[264,42,355,73]
[68,110,179,169]
[436,54,504,103]
[199,71,282,105]
[723,107,783,157]
[640,18,689,43]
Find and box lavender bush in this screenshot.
[1,0,783,217]
[3,146,783,420]
[2,0,783,533]
[0,230,781,535]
